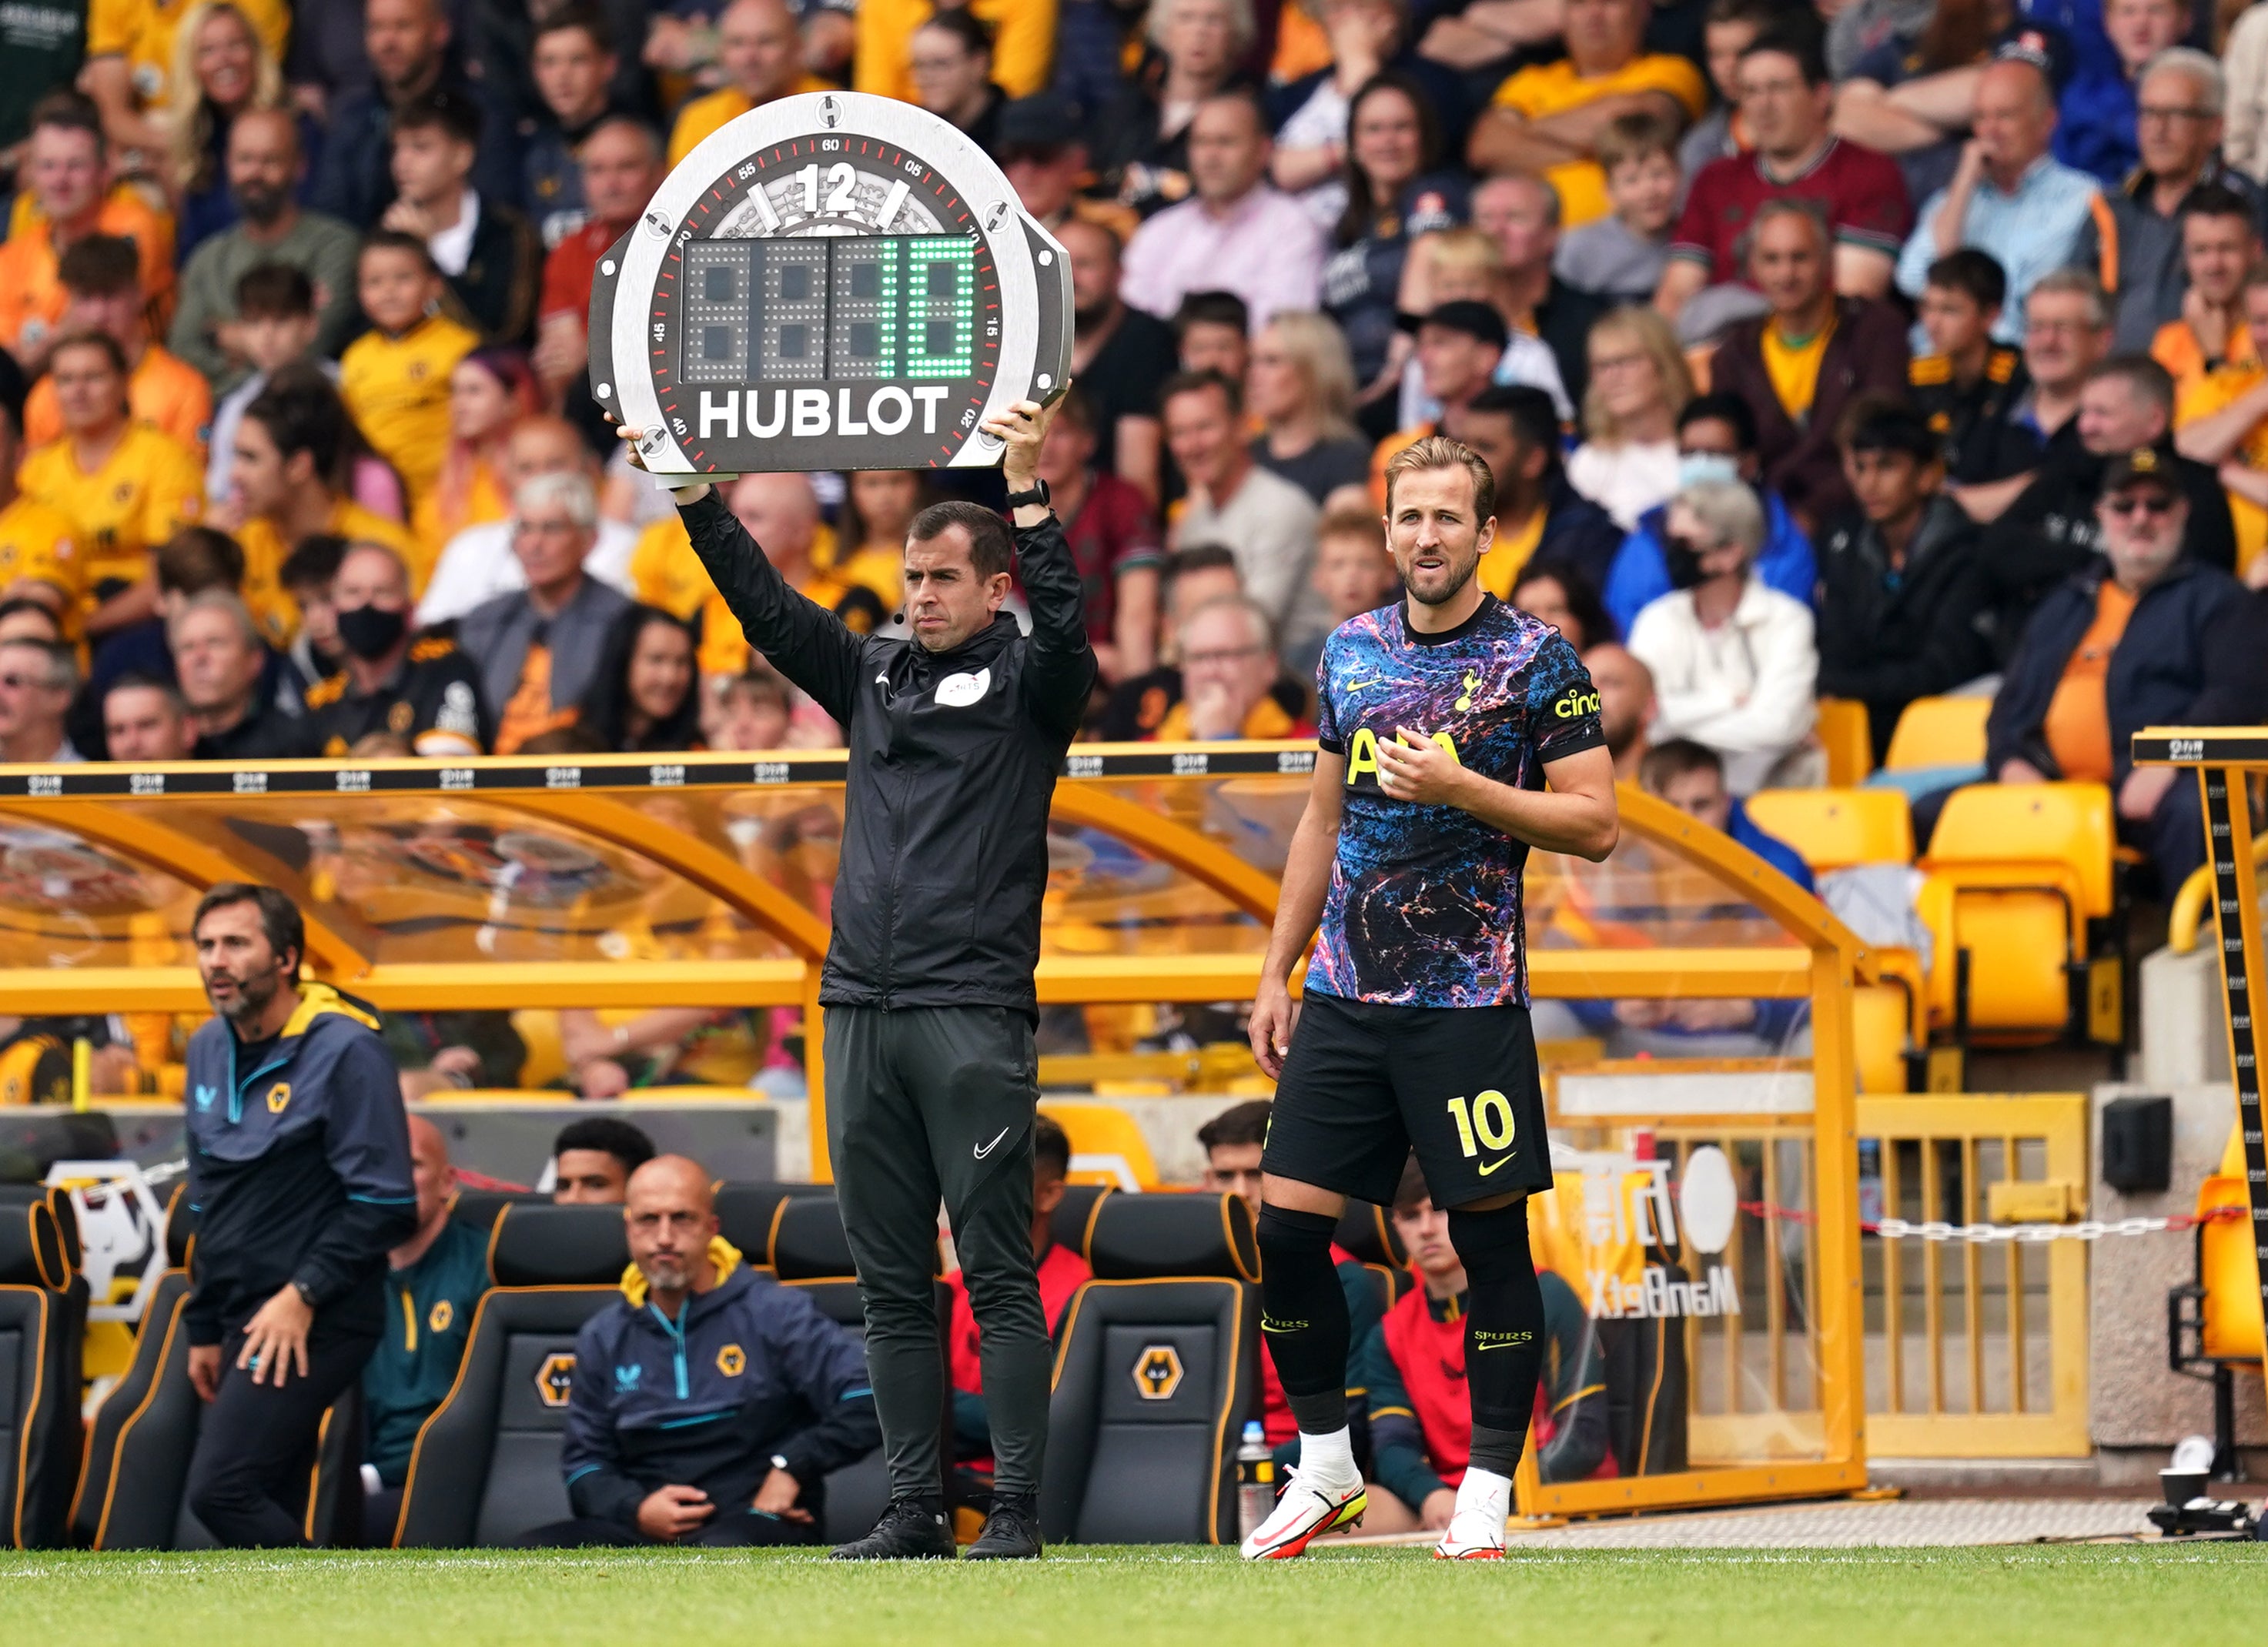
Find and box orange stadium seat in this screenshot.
[2169,1122,2263,1473]
[1813,699,1874,787]
[1743,787,1913,872]
[1039,1101,1163,1189]
[1916,783,2119,1042]
[1884,696,1993,771]
[1741,788,1920,1091]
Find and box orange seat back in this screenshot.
[1884,696,1992,771]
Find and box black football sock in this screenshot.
[1255,1204,1351,1438]
[1448,1201,1547,1478]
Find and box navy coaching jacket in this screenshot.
[183,983,417,1345]
[563,1244,881,1527]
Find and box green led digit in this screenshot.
[878,239,901,377]
[903,236,975,379]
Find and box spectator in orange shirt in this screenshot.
[0,91,175,372]
[23,235,212,456]
[665,0,822,169]
[947,1114,1089,1510]
[2149,187,2260,401]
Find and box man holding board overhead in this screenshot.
[621,399,1093,1562]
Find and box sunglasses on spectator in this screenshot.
[2104,493,2178,517]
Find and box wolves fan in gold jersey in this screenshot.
[17,330,202,639]
[340,232,476,509]
[0,389,79,620]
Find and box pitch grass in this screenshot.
[2,1544,2261,1646]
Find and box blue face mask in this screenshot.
[1677,452,1741,489]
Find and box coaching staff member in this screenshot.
[621,398,1096,1562]
[524,1156,880,1548]
[181,884,416,1547]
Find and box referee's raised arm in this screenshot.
[986,399,1099,730]
[617,431,866,725]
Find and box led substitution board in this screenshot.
[589,91,1072,477]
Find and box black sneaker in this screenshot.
[828,1497,956,1560]
[962,1493,1042,1561]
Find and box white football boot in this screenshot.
[1237,1465,1366,1559]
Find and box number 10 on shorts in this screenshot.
[1445,1090,1517,1158]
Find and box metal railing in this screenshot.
[1856,1094,2090,1457]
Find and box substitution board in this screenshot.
[589,90,1072,478]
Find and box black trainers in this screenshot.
[828,1497,957,1560]
[962,1493,1043,1561]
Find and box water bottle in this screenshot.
[1236,1421,1274,1540]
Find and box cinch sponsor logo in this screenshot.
[1554,688,1601,720]
[697,385,954,440]
[1343,726,1457,784]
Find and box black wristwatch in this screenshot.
[1005,479,1051,510]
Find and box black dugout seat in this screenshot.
[1051,1184,1115,1263]
[450,1188,546,1232]
[393,1203,624,1546]
[0,1188,84,1547]
[69,1268,189,1548]
[1040,1191,1259,1546]
[714,1179,832,1266]
[768,1191,947,1541]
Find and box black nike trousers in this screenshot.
[825,1004,1051,1503]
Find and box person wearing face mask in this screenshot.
[289,540,490,757]
[1624,476,1820,795]
[1599,393,1817,638]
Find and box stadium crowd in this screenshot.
[2,0,2268,1084]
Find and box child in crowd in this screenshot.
[339,231,478,511]
[1554,113,1681,304]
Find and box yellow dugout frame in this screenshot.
[0,741,1876,1517]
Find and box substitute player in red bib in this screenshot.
[1240,434,1618,1562]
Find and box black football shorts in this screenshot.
[1260,991,1552,1208]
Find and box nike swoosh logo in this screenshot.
[875,672,888,685]
[973,1125,1012,1160]
[1477,1154,1514,1176]
[1341,676,1381,692]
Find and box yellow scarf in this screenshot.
[619,1234,744,1305]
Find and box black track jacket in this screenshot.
[682,492,1096,1017]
